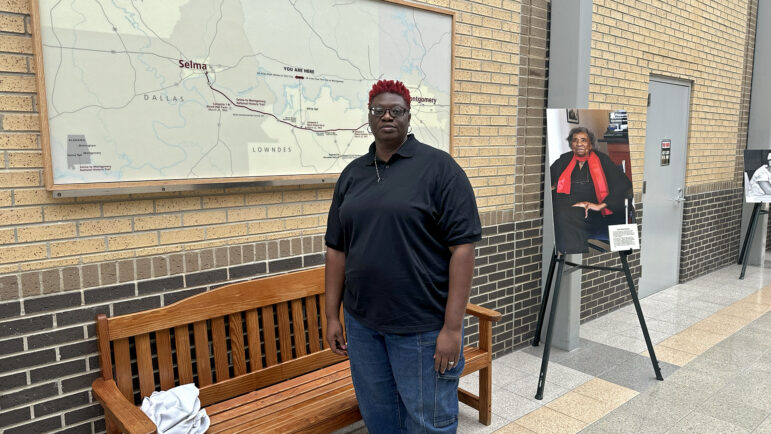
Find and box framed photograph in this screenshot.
[546,108,635,253]
[566,108,579,124]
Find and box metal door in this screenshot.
[639,77,691,298]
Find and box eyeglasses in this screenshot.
[369,106,409,118]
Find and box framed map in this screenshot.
[32,0,454,193]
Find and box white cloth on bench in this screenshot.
[140,383,210,434]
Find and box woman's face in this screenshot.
[369,93,411,144]
[570,131,592,157]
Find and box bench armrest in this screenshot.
[465,303,502,322]
[92,378,157,434]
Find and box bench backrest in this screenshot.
[95,266,345,407]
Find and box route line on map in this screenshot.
[204,72,367,134]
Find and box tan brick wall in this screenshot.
[0,0,520,274]
[588,0,752,189]
[514,0,548,222]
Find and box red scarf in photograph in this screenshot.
[556,152,613,216]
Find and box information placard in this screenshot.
[608,223,640,251]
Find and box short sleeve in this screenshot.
[324,179,345,252]
[436,168,482,246]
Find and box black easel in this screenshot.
[531,245,664,400]
[738,202,768,280]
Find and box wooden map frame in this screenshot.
[31,0,455,195]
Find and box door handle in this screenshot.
[673,187,685,204]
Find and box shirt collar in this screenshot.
[366,134,417,165]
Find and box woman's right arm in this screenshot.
[325,247,347,355]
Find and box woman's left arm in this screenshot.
[434,243,475,374]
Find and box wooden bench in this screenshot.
[92,267,501,433]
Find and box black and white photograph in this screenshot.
[744,149,771,202]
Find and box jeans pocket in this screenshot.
[434,355,464,428]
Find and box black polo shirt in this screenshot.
[325,135,481,334]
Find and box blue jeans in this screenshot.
[344,311,464,434]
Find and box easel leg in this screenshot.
[738,202,761,265]
[535,256,565,400]
[620,251,663,381]
[533,247,558,346]
[740,203,762,280]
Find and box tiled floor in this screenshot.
[338,263,771,433]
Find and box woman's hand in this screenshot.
[326,318,348,356]
[434,326,462,374]
[572,201,607,218]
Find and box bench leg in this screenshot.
[478,366,492,425]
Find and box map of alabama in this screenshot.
[38,0,452,184]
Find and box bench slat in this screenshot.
[175,325,194,385]
[276,302,292,362]
[291,299,307,357]
[96,315,113,381]
[229,313,247,377]
[113,338,133,401]
[156,329,175,390]
[212,317,230,382]
[305,296,320,353]
[135,333,155,398]
[261,306,278,367]
[319,296,328,349]
[245,310,262,371]
[194,320,213,386]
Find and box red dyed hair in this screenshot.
[368,80,411,108]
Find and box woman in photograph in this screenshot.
[550,126,633,253]
[324,79,480,433]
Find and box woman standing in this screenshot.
[324,80,480,433]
